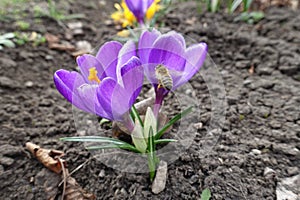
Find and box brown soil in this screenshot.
[0,0,299,199]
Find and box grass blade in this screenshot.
[243,0,253,11]
[155,139,177,145]
[131,105,143,127]
[61,136,129,145]
[155,106,193,140]
[86,144,140,153]
[230,0,243,13]
[211,0,220,12]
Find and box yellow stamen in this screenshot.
[88,67,101,83]
[146,0,161,20]
[111,0,161,28]
[117,30,130,37]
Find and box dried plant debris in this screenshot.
[26,142,95,200]
[26,142,65,174]
[45,33,76,52]
[63,175,96,200]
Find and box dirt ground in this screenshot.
[0,0,299,199]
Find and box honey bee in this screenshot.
[155,64,173,91]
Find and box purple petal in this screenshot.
[138,29,161,63]
[116,40,136,83]
[76,54,106,83]
[121,57,144,105]
[147,35,186,85]
[77,84,111,119]
[54,69,89,112]
[125,0,154,22]
[165,31,186,49]
[97,77,116,120]
[175,43,207,88]
[96,41,122,80]
[149,34,186,71]
[97,57,143,121]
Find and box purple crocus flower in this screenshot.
[54,40,143,131]
[125,0,154,25]
[138,29,207,116]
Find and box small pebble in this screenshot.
[152,160,167,194]
[251,149,262,155]
[193,122,203,129]
[25,81,34,88]
[99,169,105,178]
[287,167,299,176]
[264,167,276,177]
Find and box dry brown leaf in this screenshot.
[45,33,60,44]
[26,142,96,199]
[26,142,65,174]
[49,43,76,51]
[64,175,96,200]
[185,17,197,25]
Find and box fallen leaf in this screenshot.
[26,142,65,174]
[45,33,60,44]
[185,17,197,25]
[64,175,96,200]
[26,142,96,199]
[49,42,76,51]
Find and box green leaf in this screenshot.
[61,14,85,20]
[131,105,143,127]
[86,144,140,153]
[201,188,211,200]
[147,127,156,181]
[155,106,193,140]
[144,107,157,141]
[230,0,243,13]
[131,120,147,153]
[155,139,177,145]
[250,11,264,21]
[61,136,128,145]
[61,136,140,153]
[0,32,15,39]
[0,39,15,48]
[211,0,220,12]
[243,0,253,11]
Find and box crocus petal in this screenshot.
[147,34,186,85]
[77,84,111,119]
[96,77,116,120]
[149,34,186,71]
[76,54,106,83]
[96,41,122,81]
[138,29,161,63]
[116,40,136,85]
[120,57,144,105]
[175,43,207,88]
[97,58,143,121]
[54,69,89,112]
[125,0,154,22]
[164,31,186,49]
